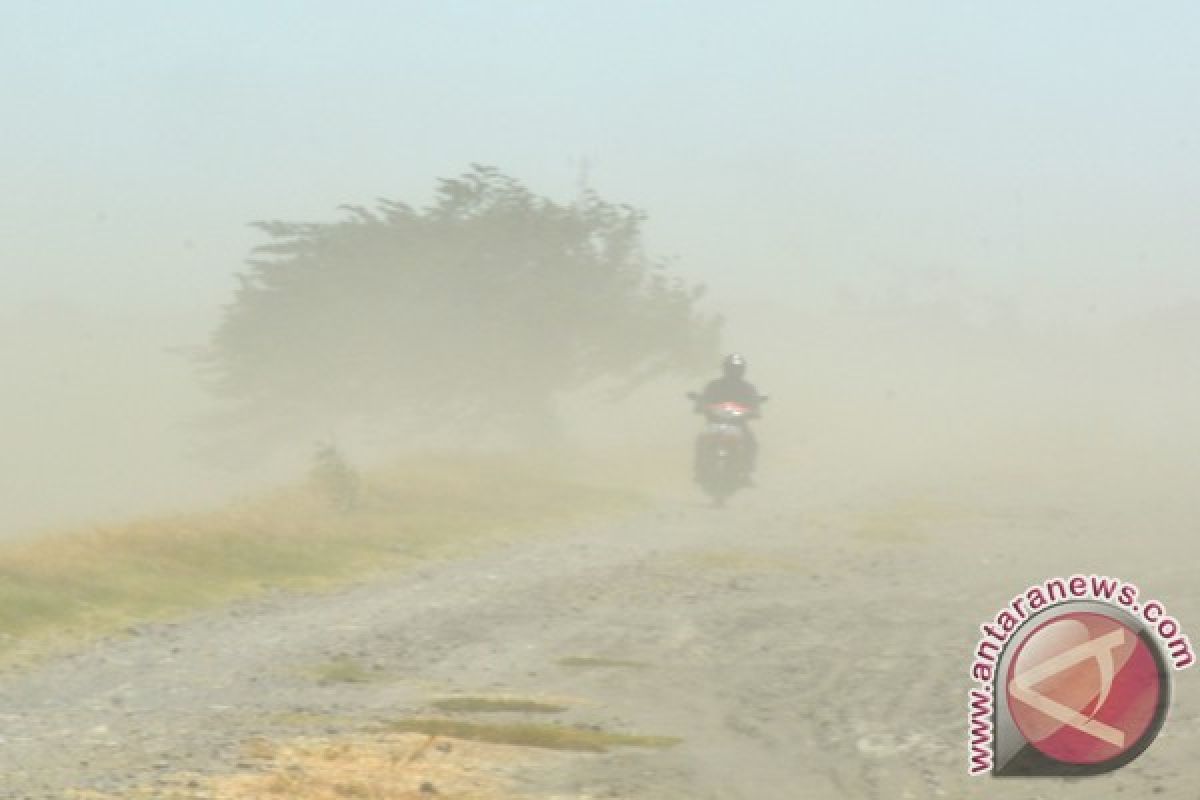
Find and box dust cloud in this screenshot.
[0,300,282,538]
[735,294,1200,519]
[4,5,1197,546]
[5,264,1200,539]
[567,284,1200,523]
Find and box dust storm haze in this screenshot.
[6,5,1200,798]
[4,3,1199,537]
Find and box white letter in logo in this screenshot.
[1008,628,1127,748]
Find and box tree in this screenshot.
[201,165,721,452]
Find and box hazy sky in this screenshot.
[3,1,1199,329]
[3,1,1200,534]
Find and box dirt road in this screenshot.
[0,477,1196,798]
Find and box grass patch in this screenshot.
[77,731,553,799]
[307,657,380,685]
[266,711,363,729]
[684,549,808,572]
[432,696,567,713]
[845,496,968,545]
[385,718,680,752]
[0,453,644,661]
[558,656,649,669]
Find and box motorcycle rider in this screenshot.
[693,353,763,481]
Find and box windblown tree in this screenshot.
[202,166,721,450]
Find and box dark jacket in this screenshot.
[699,376,762,413]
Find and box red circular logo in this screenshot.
[1006,611,1163,765]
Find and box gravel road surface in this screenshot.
[0,480,1195,798]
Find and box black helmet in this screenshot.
[722,353,747,379]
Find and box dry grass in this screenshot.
[73,732,558,800]
[385,718,681,753]
[683,549,810,573]
[308,657,382,686]
[431,696,568,714]
[0,453,644,660]
[837,496,970,545]
[557,656,648,669]
[76,721,679,800]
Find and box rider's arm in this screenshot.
[744,382,764,417]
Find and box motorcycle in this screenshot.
[686,392,767,506]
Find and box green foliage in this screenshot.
[204,165,720,445]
